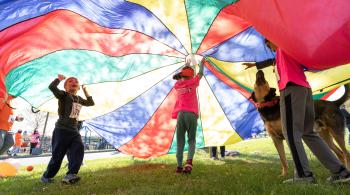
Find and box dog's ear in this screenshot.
[264,88,277,101]
[270,88,276,96]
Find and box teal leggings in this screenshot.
[176,111,197,167]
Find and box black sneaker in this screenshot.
[62,174,81,184]
[327,173,350,184]
[327,166,350,184]
[40,176,54,183]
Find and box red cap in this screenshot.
[180,67,194,77]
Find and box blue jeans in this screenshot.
[0,129,14,155]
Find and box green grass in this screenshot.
[1,138,350,195]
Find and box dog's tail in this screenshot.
[333,83,350,107]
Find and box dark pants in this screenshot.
[280,84,344,177]
[30,143,38,155]
[0,130,14,155]
[43,128,84,178]
[211,146,225,158]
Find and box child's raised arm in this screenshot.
[82,85,90,97]
[49,74,66,99]
[80,85,95,106]
[197,57,205,79]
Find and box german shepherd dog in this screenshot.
[251,70,350,176]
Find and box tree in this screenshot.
[21,107,47,132]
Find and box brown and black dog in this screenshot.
[251,70,350,176]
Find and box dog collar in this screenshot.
[256,98,279,109]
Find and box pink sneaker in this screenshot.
[176,167,183,173]
[183,159,193,174]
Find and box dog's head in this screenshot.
[255,70,267,87]
[251,70,271,103]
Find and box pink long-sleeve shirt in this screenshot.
[276,48,311,90]
[172,75,200,119]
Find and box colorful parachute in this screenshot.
[1,0,350,158]
[231,0,350,69]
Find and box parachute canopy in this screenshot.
[232,0,350,69]
[1,0,350,158]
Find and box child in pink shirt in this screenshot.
[172,57,205,174]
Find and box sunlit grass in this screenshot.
[1,138,349,195]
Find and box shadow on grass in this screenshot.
[1,153,350,195]
[0,156,276,195]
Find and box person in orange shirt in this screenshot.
[0,93,23,155]
[10,129,22,156]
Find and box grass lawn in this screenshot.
[1,138,350,195]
